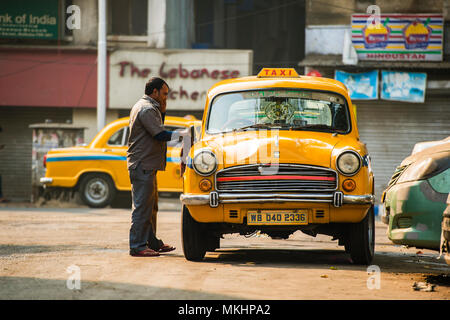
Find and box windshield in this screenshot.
[206,89,350,134]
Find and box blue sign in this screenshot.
[335,70,378,100]
[381,71,427,103]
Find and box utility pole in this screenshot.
[97,0,106,132]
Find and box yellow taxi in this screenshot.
[180,68,375,264]
[41,116,201,208]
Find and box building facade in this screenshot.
[0,0,108,201]
[4,0,444,203]
[0,0,260,201]
[299,0,450,204]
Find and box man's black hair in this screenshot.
[145,77,169,96]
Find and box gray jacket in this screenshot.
[127,95,167,171]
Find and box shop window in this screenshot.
[109,0,148,36]
[193,0,305,73]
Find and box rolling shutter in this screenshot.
[355,98,450,204]
[0,107,72,201]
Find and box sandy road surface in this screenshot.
[0,201,449,300]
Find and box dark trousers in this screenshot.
[129,164,163,253]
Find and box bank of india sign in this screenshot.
[109,49,253,110]
[0,0,58,39]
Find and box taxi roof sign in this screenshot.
[257,68,299,78]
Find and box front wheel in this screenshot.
[182,205,207,261]
[79,173,116,208]
[348,206,375,265]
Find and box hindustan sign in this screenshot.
[109,49,253,110]
[351,14,444,61]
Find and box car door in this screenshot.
[157,125,185,192]
[104,124,130,190]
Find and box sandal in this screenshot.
[158,244,176,253]
[130,248,160,257]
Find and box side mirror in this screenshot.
[190,125,195,146]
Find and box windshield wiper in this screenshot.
[234,123,272,132]
[291,124,334,131]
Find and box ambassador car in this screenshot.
[180,68,375,265]
[41,116,201,208]
[381,137,450,251]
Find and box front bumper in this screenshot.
[40,177,53,185]
[383,179,446,250]
[180,191,374,208]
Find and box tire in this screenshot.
[344,241,351,254]
[182,205,207,261]
[79,173,116,208]
[348,206,375,265]
[206,233,220,252]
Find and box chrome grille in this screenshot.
[215,164,337,192]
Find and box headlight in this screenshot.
[336,151,362,176]
[193,150,217,176]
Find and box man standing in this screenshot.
[127,77,180,257]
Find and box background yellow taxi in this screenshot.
[41,116,201,208]
[180,68,375,264]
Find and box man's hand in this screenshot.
[178,128,189,142]
[170,129,189,142]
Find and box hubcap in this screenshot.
[85,178,108,204]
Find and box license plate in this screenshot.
[247,210,308,225]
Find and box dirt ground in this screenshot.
[0,198,449,300]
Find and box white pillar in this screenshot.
[97,0,107,132]
[147,0,166,48]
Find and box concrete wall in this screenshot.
[305,25,349,55]
[306,0,445,26]
[72,0,98,46]
[147,0,166,48]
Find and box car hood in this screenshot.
[200,131,341,168]
[401,141,450,166]
[411,136,450,155]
